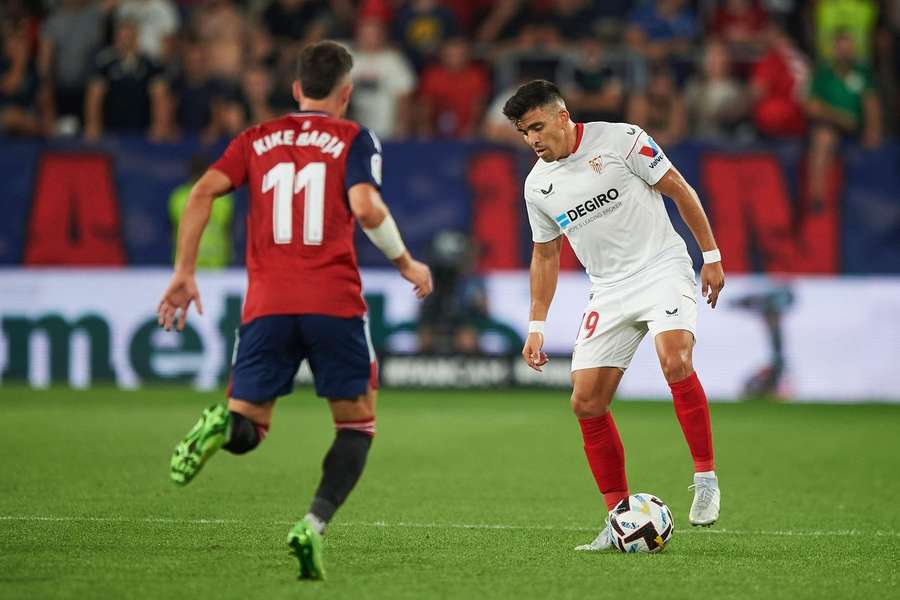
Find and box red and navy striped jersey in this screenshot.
[211,111,382,323]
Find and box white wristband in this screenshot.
[363,213,407,260]
[528,321,545,335]
[702,249,721,264]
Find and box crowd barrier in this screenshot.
[1,136,899,273]
[1,269,898,402]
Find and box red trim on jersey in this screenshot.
[572,122,585,154]
[626,131,643,159]
[369,360,379,390]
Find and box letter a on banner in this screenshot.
[701,154,838,274]
[24,153,126,265]
[468,152,522,270]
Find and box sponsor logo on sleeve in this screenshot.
[638,136,659,158]
[639,136,665,168]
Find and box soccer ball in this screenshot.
[609,493,674,553]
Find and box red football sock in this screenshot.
[578,413,629,511]
[669,372,715,472]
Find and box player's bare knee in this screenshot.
[570,390,610,418]
[228,398,273,428]
[660,351,693,383]
[329,392,377,437]
[328,390,376,423]
[345,402,375,422]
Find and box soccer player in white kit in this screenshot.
[503,80,726,550]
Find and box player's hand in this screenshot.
[398,257,433,299]
[700,262,725,309]
[522,332,549,372]
[157,271,204,332]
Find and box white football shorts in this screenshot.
[571,260,698,372]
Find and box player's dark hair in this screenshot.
[502,80,565,122]
[296,40,354,100]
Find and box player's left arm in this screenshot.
[654,167,725,309]
[349,183,433,299]
[345,127,432,299]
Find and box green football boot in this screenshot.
[287,517,326,581]
[170,404,230,486]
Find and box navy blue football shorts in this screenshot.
[228,314,377,403]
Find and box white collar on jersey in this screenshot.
[291,111,331,117]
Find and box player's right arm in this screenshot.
[348,183,432,299]
[157,169,232,331]
[522,178,563,372]
[159,130,248,332]
[523,236,562,371]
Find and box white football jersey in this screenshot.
[524,122,691,288]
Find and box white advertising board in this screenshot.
[1,269,898,402]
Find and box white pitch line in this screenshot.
[0,516,240,525]
[340,521,900,538]
[1,516,898,538]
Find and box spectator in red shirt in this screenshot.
[417,36,489,138]
[750,23,809,138]
[708,0,769,64]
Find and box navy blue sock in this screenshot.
[222,411,264,455]
[309,429,373,522]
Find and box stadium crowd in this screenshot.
[0,0,897,149]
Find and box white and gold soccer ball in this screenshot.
[609,493,674,553]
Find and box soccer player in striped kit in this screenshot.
[158,41,432,578]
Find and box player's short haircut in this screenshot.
[502,80,565,123]
[296,40,354,100]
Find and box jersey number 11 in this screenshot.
[262,161,326,245]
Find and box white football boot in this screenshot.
[689,472,720,526]
[574,515,613,551]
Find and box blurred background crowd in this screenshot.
[1,0,897,148]
[1,0,898,389]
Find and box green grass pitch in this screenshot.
[1,387,898,599]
